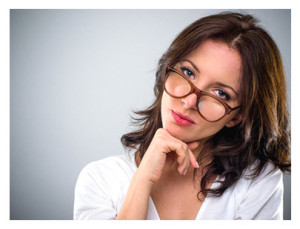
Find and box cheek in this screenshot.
[187,120,225,141]
[195,114,236,139]
[160,92,232,142]
[161,92,171,128]
[160,92,182,128]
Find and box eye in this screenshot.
[180,67,195,79]
[215,89,231,101]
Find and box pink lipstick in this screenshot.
[172,110,195,126]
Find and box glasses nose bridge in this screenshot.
[190,83,203,99]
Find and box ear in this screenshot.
[225,113,243,128]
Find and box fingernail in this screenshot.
[195,161,199,168]
[183,168,188,175]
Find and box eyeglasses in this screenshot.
[163,66,241,122]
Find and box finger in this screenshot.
[174,143,190,174]
[177,163,185,175]
[161,130,194,174]
[188,150,199,169]
[165,141,189,175]
[186,141,200,168]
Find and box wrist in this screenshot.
[134,167,155,190]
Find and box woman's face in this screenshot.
[161,39,242,143]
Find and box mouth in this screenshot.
[171,110,195,126]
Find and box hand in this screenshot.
[137,128,200,183]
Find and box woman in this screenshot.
[73,12,290,220]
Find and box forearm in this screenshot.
[116,170,153,220]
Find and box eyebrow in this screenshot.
[214,82,239,96]
[182,59,200,73]
[182,59,239,96]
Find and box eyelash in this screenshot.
[180,66,195,79]
[180,65,232,101]
[180,66,231,101]
[215,89,231,101]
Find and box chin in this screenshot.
[164,122,194,143]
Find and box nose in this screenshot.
[181,93,197,110]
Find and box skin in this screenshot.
[117,39,243,220]
[161,39,242,147]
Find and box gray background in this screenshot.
[10,9,291,220]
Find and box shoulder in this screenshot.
[78,153,137,183]
[242,161,283,185]
[81,153,136,172]
[233,161,283,196]
[74,153,137,207]
[74,153,136,219]
[217,161,283,198]
[232,161,283,219]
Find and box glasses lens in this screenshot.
[198,95,226,121]
[165,70,191,97]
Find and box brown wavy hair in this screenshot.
[121,12,291,198]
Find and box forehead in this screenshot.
[185,40,242,91]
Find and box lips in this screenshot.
[171,110,195,126]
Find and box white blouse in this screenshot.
[73,152,283,220]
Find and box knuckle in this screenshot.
[156,128,163,134]
[177,157,184,165]
[181,144,188,154]
[156,128,166,138]
[155,129,163,139]
[157,128,166,134]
